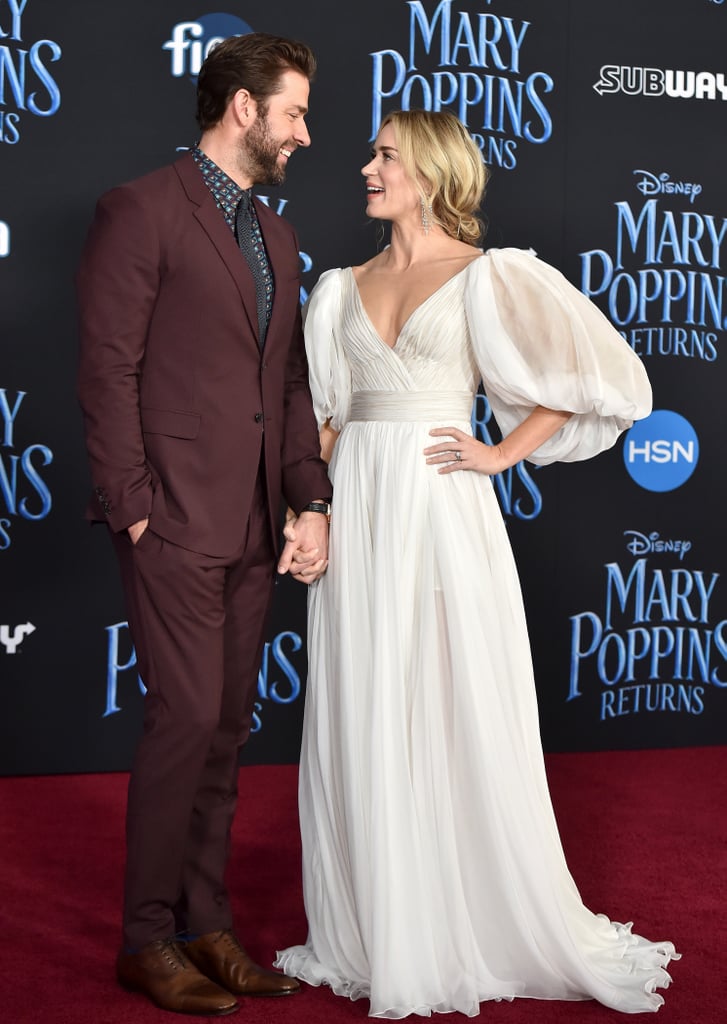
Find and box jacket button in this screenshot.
[254,412,263,423]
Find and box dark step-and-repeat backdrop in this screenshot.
[2,1,725,774]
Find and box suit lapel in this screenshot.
[174,154,260,345]
[253,198,299,349]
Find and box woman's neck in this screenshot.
[384,220,453,270]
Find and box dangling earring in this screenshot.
[420,197,433,235]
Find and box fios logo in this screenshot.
[623,410,699,492]
[163,13,252,79]
[594,66,727,101]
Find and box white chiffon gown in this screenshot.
[275,249,678,1017]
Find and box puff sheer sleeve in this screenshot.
[465,248,652,464]
[302,269,352,431]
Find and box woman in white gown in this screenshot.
[275,110,678,1017]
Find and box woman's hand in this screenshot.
[424,427,506,476]
[278,512,329,584]
[424,409,572,476]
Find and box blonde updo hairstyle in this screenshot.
[380,109,488,246]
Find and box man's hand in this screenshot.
[127,518,149,545]
[277,510,329,584]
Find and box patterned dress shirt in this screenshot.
[192,145,274,334]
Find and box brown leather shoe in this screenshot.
[117,938,239,1015]
[184,930,300,997]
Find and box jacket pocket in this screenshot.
[140,407,201,439]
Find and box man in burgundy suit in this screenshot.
[77,34,331,1016]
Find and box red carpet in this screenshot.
[1,749,724,1023]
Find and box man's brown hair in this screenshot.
[196,32,316,131]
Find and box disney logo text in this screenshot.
[624,530,692,560]
[634,170,702,204]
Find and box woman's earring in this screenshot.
[420,197,433,235]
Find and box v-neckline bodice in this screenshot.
[348,259,480,351]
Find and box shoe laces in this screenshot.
[153,938,188,972]
[215,929,247,956]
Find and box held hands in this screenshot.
[424,427,506,476]
[277,510,329,584]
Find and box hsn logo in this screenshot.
[163,13,253,79]
[623,410,699,492]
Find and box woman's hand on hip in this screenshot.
[424,427,505,476]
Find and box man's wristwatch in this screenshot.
[301,501,331,523]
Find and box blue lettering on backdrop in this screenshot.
[568,534,726,722]
[256,194,314,303]
[297,250,314,305]
[471,392,542,520]
[0,0,62,145]
[634,170,702,204]
[370,0,554,169]
[624,530,692,561]
[104,621,145,717]
[0,387,53,548]
[104,623,303,732]
[251,631,303,733]
[580,174,725,361]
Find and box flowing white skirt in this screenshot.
[276,397,678,1017]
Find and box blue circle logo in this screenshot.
[197,13,252,47]
[623,410,699,492]
[164,13,253,80]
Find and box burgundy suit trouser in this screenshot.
[111,472,275,950]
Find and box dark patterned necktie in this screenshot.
[235,191,273,348]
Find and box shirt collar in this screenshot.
[192,145,251,229]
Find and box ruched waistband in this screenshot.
[348,390,473,422]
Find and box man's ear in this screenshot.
[230,88,257,127]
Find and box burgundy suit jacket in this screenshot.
[77,154,331,557]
